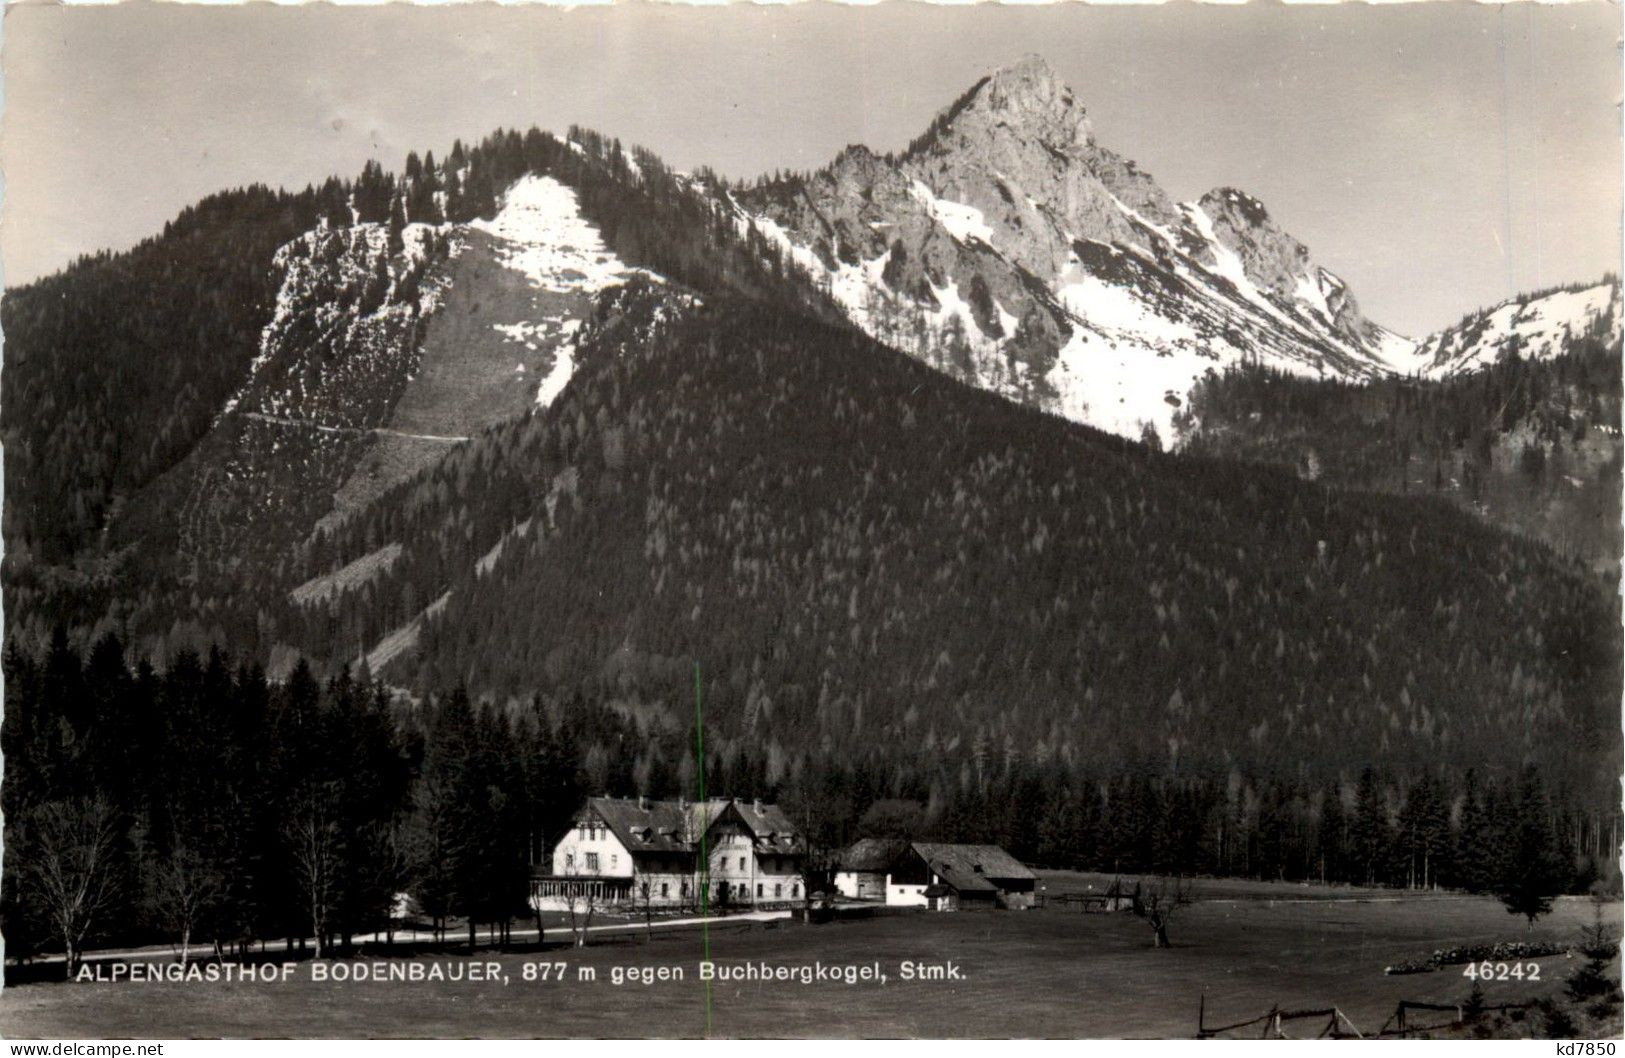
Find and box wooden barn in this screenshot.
[832,838,910,902]
[833,840,1037,910]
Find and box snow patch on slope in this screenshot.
[738,176,1427,445]
[470,175,650,407]
[220,221,452,422]
[910,181,996,245]
[1418,282,1620,377]
[471,175,639,294]
[534,342,576,408]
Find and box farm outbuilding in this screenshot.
[832,838,910,902]
[833,840,1037,910]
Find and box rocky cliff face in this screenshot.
[735,55,1415,442]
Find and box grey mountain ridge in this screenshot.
[734,54,1420,441]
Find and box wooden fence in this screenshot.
[1197,995,1538,1039]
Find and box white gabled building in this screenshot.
[532,796,806,912]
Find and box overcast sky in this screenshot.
[3,1,1618,336]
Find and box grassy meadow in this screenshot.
[1,876,1617,1038]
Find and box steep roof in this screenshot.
[910,843,1035,892]
[580,796,804,857]
[723,799,807,855]
[584,796,707,855]
[836,837,911,872]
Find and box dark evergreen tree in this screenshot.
[1501,767,1568,929]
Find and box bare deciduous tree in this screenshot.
[285,788,343,960]
[25,797,122,980]
[1131,875,1195,949]
[148,839,224,967]
[639,880,654,944]
[559,863,599,948]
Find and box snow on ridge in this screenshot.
[1182,204,1294,330]
[218,221,452,422]
[744,210,892,325]
[471,175,656,408]
[735,180,1428,446]
[1293,272,1333,326]
[1423,281,1620,378]
[1178,202,1393,371]
[471,175,640,295]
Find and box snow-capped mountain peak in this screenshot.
[734,56,1415,442]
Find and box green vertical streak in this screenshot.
[694,660,712,1036]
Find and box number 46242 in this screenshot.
[1462,961,1541,981]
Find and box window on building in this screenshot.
[738,856,746,870]
[585,852,599,872]
[775,883,782,898]
[610,854,618,869]
[792,884,800,898]
[757,884,763,898]
[661,883,669,898]
[565,853,574,870]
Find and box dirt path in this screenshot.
[244,411,467,443]
[10,909,795,969]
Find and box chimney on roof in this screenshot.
[638,794,646,810]
[753,797,762,810]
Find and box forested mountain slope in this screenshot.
[1,66,1617,825]
[285,280,1620,801]
[1,127,830,655]
[0,187,326,564]
[1179,298,1623,575]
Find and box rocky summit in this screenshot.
[734,55,1415,442]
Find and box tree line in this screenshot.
[1,631,581,978]
[4,632,1614,980]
